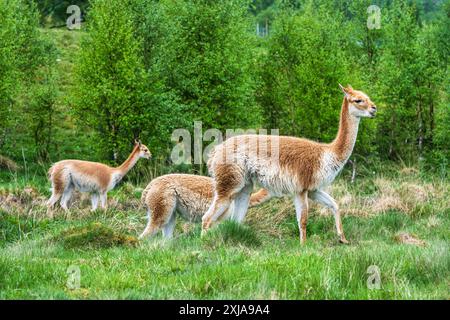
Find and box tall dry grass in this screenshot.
[1,165,448,238]
[246,167,449,237]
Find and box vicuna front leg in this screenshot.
[294,191,309,244]
[309,190,348,244]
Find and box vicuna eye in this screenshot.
[354,99,363,103]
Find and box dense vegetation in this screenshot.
[0,0,448,176]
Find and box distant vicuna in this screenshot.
[202,85,377,244]
[139,174,269,239]
[47,140,151,215]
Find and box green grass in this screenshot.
[0,214,448,299]
[0,168,449,299]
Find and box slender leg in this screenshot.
[309,190,348,244]
[139,192,176,240]
[90,193,99,212]
[139,209,160,239]
[100,192,108,211]
[201,164,244,234]
[46,188,62,218]
[162,212,176,239]
[294,191,309,244]
[47,193,61,208]
[230,184,252,223]
[47,168,65,217]
[202,196,232,235]
[216,203,233,223]
[60,185,73,211]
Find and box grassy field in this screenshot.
[0,164,448,299]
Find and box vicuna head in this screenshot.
[135,139,152,159]
[339,84,377,118]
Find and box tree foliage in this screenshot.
[258,2,352,143]
[73,0,149,161]
[0,0,56,159]
[0,0,448,175]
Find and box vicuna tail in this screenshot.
[47,165,55,180]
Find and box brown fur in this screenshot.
[214,164,245,198]
[332,98,352,161]
[278,137,323,190]
[53,160,115,192]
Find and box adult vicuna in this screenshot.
[47,140,151,215]
[202,85,377,244]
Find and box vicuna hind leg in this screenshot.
[294,191,309,244]
[210,202,233,228]
[139,192,176,240]
[161,212,176,239]
[47,192,61,218]
[60,183,74,211]
[229,184,252,223]
[249,188,272,207]
[209,187,269,226]
[202,165,245,234]
[138,209,159,239]
[309,190,348,244]
[47,170,65,217]
[202,196,232,233]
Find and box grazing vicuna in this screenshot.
[47,140,151,215]
[202,85,377,244]
[139,174,268,239]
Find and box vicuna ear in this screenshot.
[134,139,142,146]
[339,83,348,95]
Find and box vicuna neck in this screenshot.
[116,146,140,175]
[330,97,360,162]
